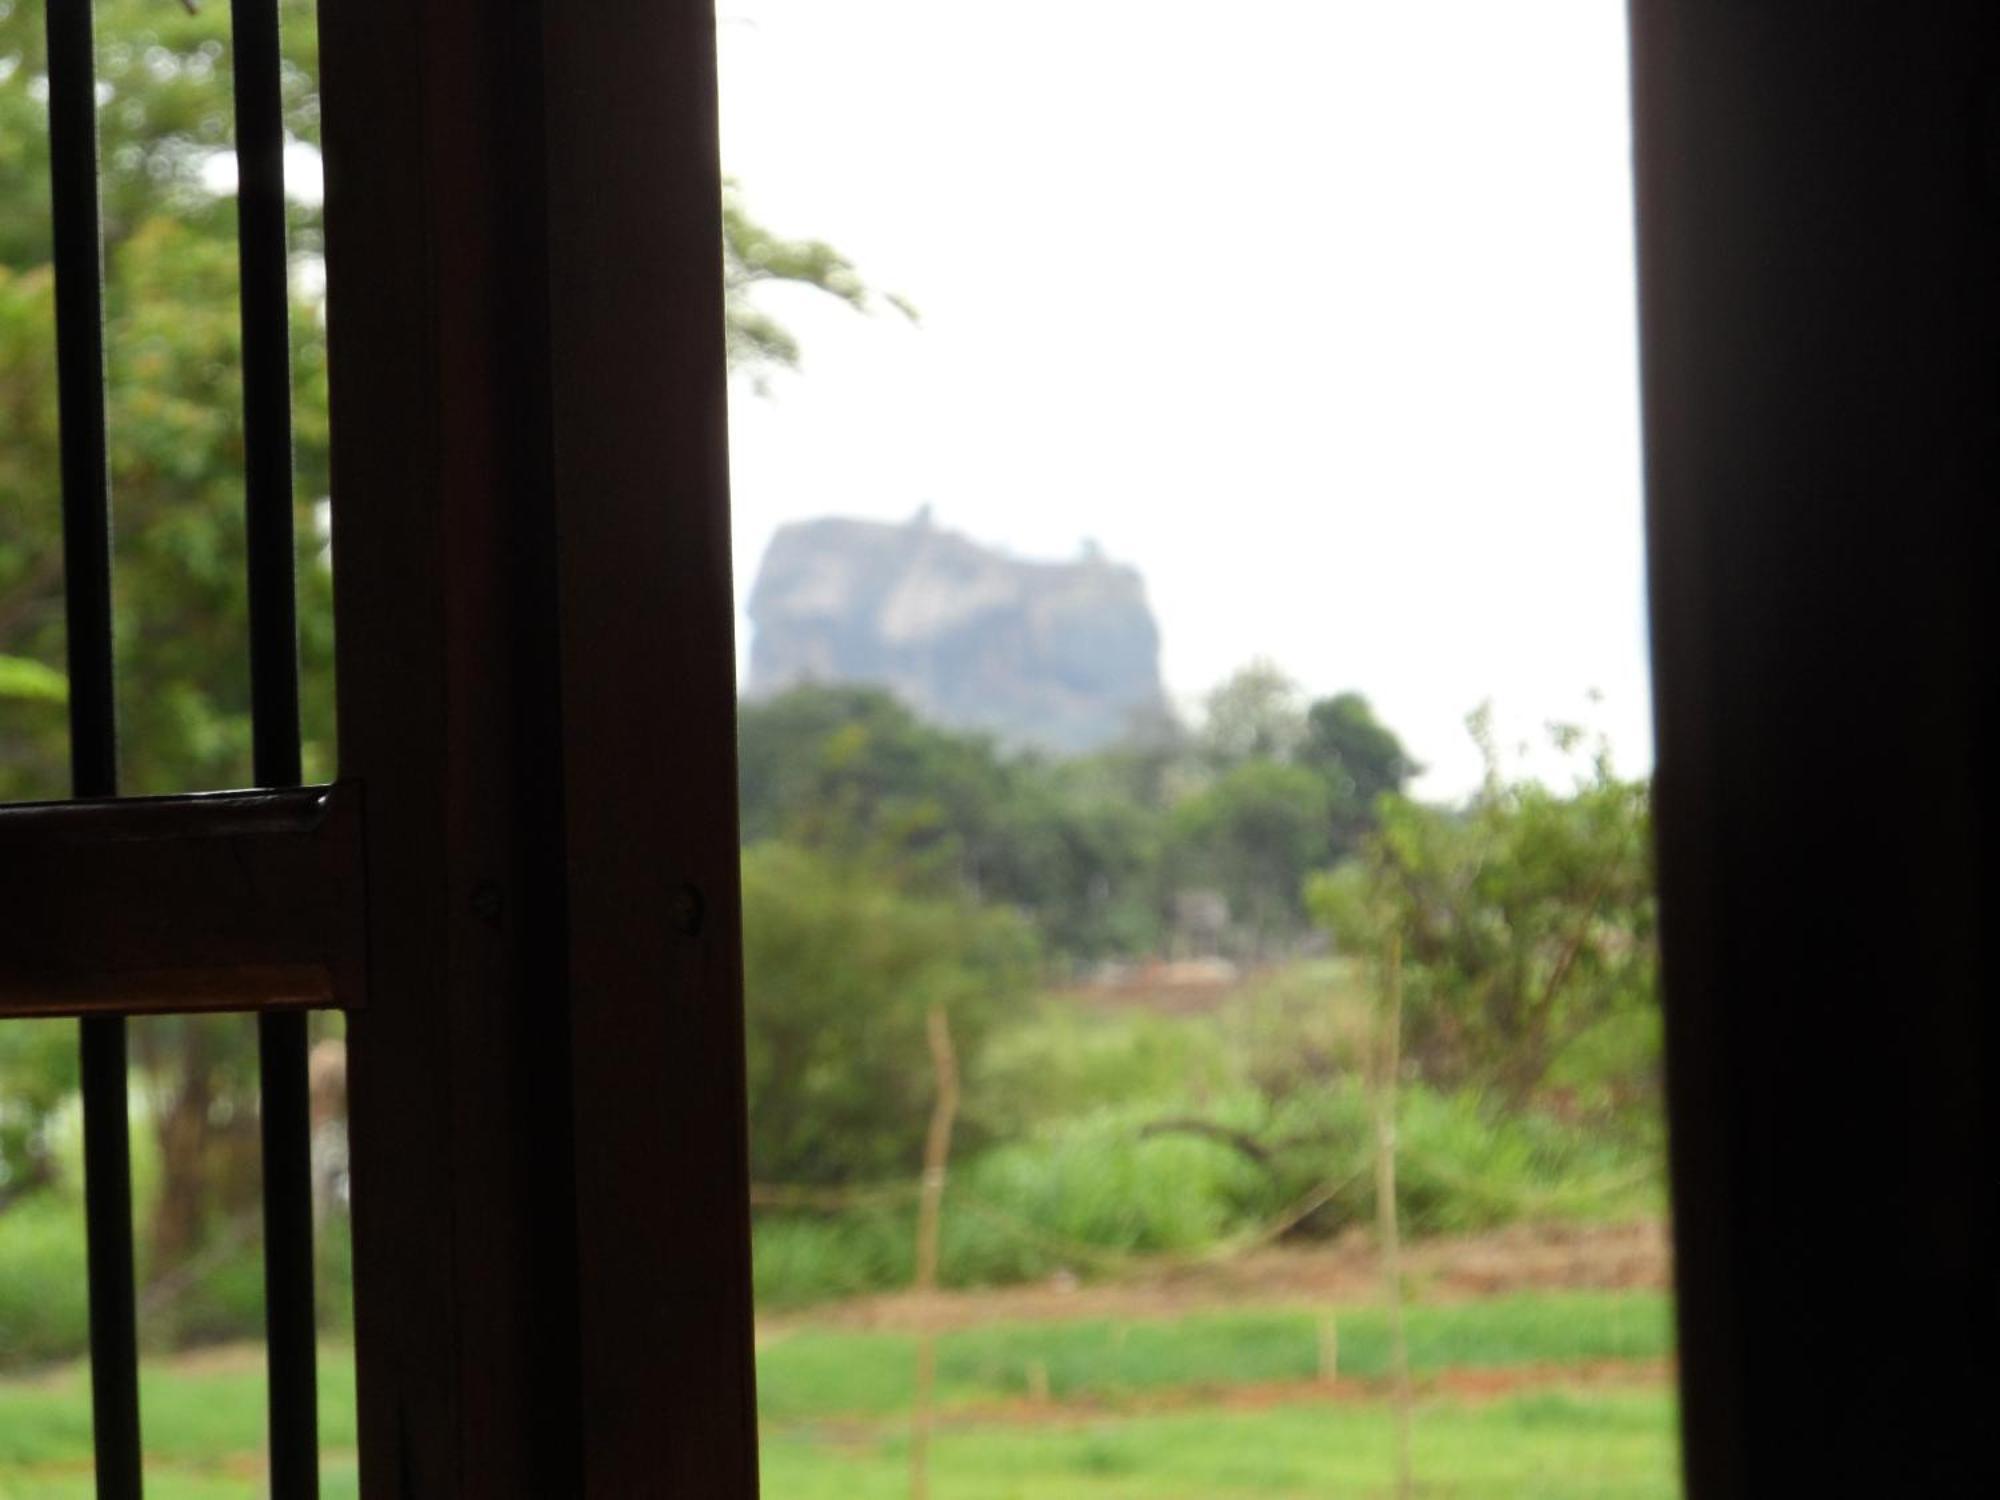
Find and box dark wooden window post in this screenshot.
[319,1,758,1495]
[1632,3,1997,1495]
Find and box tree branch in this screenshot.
[1140,1117,1277,1170]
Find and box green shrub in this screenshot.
[0,1194,91,1368]
[0,1181,356,1367]
[141,1238,267,1352]
[748,978,1664,1308]
[753,1208,915,1307]
[1308,717,1657,1109]
[742,842,1036,1186]
[966,1003,1233,1141]
[954,1102,1278,1257]
[750,1070,1661,1308]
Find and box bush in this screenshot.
[748,1056,1663,1309]
[1223,959,1375,1101]
[965,1002,1233,1143]
[0,1194,91,1369]
[741,842,1036,1185]
[1309,714,1657,1108]
[957,1102,1278,1259]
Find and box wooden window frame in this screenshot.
[1632,2,1996,1494]
[4,2,1994,1495]
[316,2,759,1494]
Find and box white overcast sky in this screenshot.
[716,0,1650,798]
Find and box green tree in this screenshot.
[1310,712,1657,1109]
[724,180,915,386]
[0,0,317,273]
[739,683,1014,885]
[1172,759,1331,958]
[1195,658,1306,771]
[739,684,1170,961]
[990,759,1167,960]
[1298,690,1420,855]
[2,1,334,805]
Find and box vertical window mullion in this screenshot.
[229,2,321,1495]
[44,1,144,1496]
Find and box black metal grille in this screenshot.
[46,3,144,1493]
[232,0,322,1490]
[34,2,322,1493]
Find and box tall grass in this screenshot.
[752,1094,1659,1307]
[751,983,1663,1308]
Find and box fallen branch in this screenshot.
[1138,1117,1277,1169]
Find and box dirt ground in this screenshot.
[763,1217,1671,1336]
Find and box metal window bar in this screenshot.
[230,0,322,1492]
[45,2,144,1496]
[31,1,322,1494]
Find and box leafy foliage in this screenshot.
[741,842,1036,1185]
[0,1,322,273]
[748,985,1664,1306]
[1299,690,1422,854]
[723,179,915,384]
[0,1022,73,1204]
[1170,760,1331,955]
[1196,658,1307,770]
[1312,711,1657,1110]
[739,684,1170,960]
[740,676,1418,965]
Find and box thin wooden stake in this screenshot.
[1376,932,1414,1498]
[910,1005,960,1500]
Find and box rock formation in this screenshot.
[746,511,1168,754]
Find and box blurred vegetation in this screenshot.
[738,672,1418,967]
[743,842,1036,1184]
[755,1291,1673,1419]
[737,699,1658,1309]
[1312,709,1657,1109]
[748,987,1662,1308]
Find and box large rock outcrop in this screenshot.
[746,512,1168,754]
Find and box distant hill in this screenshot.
[746,512,1169,754]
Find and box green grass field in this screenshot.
[760,1393,1680,1500]
[0,1290,1679,1499]
[756,1291,1672,1420]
